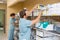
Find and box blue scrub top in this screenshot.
[19,18,32,40]
[8,17,16,40]
[9,17,16,30]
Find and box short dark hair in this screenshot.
[19,9,26,18]
[10,13,15,16]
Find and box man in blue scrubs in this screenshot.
[8,13,16,40]
[19,5,43,40]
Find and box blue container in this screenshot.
[40,21,49,29]
[43,22,49,28]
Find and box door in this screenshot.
[0,10,5,33]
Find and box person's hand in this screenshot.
[33,4,39,10]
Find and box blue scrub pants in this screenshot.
[8,27,14,40]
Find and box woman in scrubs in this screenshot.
[8,13,16,40]
[19,5,43,40]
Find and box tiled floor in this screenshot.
[0,30,7,40]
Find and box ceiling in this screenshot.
[7,0,25,7]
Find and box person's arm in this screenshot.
[31,11,43,26]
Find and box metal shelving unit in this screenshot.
[36,28,60,40]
